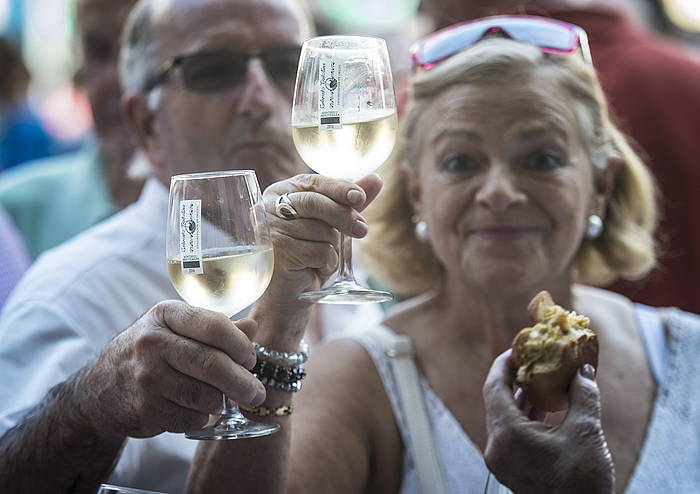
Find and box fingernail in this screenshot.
[347,189,365,205]
[580,364,596,380]
[252,384,266,406]
[243,350,257,370]
[352,219,368,237]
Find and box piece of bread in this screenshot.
[511,291,598,412]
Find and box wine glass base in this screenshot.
[298,280,393,305]
[185,415,280,440]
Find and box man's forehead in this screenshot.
[152,0,305,53]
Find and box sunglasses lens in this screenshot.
[181,52,245,92]
[418,25,484,66]
[501,19,576,52]
[265,48,301,87]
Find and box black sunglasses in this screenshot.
[145,46,301,93]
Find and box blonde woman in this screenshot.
[188,16,700,494]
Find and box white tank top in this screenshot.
[339,304,700,493]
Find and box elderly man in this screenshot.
[418,0,700,315]
[0,0,381,492]
[0,0,143,259]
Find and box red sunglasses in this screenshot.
[410,15,592,70]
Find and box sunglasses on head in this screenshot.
[410,15,591,71]
[145,46,302,93]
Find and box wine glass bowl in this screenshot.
[291,36,397,304]
[166,170,279,440]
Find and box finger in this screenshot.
[562,365,603,430]
[152,300,257,369]
[159,369,223,415]
[528,407,548,423]
[514,387,548,422]
[269,217,340,244]
[353,173,383,212]
[273,190,368,238]
[273,236,339,273]
[234,318,258,341]
[161,335,266,406]
[482,350,523,428]
[265,173,368,209]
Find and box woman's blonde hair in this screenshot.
[363,38,658,298]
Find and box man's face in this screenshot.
[147,0,310,190]
[77,0,136,164]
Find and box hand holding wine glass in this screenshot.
[291,35,397,304]
[166,170,278,440]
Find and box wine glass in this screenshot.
[166,170,279,440]
[291,35,397,304]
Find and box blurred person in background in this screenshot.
[0,204,30,309]
[0,36,60,172]
[0,0,143,260]
[641,0,700,54]
[417,0,700,316]
[0,0,381,492]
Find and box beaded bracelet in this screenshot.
[239,402,294,417]
[257,375,303,393]
[252,360,307,385]
[252,340,309,367]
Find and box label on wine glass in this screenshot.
[179,199,203,274]
[318,57,343,130]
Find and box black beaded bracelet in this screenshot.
[257,376,303,393]
[252,360,306,385]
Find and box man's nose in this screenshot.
[235,58,276,127]
[474,165,527,212]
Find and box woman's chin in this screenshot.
[460,263,546,296]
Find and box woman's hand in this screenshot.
[251,173,382,345]
[482,350,614,494]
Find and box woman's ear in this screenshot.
[592,156,622,218]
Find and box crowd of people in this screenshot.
[1,0,699,493]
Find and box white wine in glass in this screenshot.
[166,170,278,440]
[292,35,397,304]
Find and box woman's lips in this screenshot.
[468,226,541,237]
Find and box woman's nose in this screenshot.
[474,166,527,212]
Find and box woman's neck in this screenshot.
[409,274,574,358]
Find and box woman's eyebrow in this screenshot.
[431,128,483,146]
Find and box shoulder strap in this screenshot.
[634,304,670,385]
[365,326,448,494]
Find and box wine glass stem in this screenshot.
[336,232,355,283]
[221,395,244,420]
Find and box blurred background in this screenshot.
[1,0,698,172]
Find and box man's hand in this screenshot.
[252,173,382,345]
[79,300,265,438]
[482,350,614,494]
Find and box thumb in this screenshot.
[354,173,383,212]
[563,364,602,427]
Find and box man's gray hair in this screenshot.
[119,0,158,93]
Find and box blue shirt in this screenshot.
[0,139,116,258]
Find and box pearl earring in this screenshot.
[586,214,603,239]
[414,219,430,242]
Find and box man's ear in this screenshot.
[122,91,164,169]
[592,156,622,218]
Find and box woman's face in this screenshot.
[409,77,606,295]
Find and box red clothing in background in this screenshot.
[536,7,700,313]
